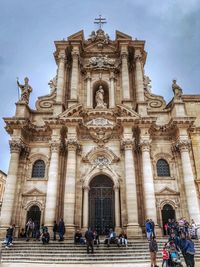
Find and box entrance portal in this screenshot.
[26,205,41,224]
[161,204,176,234]
[89,175,114,235]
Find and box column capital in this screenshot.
[134,50,142,62]
[121,138,135,150]
[71,50,80,59]
[9,139,23,153]
[121,52,128,59]
[49,140,61,152]
[114,185,120,190]
[58,51,66,62]
[66,138,81,151]
[175,139,191,152]
[109,71,115,80]
[139,139,151,152]
[83,185,90,191]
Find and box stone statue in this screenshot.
[17,77,32,104]
[95,85,107,109]
[172,79,182,100]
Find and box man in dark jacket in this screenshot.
[5,226,14,249]
[53,221,58,241]
[58,218,65,241]
[149,236,159,267]
[85,228,94,254]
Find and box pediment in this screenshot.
[83,146,120,164]
[84,42,116,53]
[116,30,132,40]
[59,104,83,118]
[156,187,180,196]
[67,30,84,41]
[22,188,46,197]
[116,105,140,118]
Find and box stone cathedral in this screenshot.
[1,23,200,238]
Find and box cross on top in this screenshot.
[94,15,107,29]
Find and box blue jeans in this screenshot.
[162,259,168,267]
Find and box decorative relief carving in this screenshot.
[86,118,114,127]
[66,138,81,151]
[174,139,191,152]
[144,91,166,111]
[49,140,61,152]
[88,29,110,46]
[139,139,151,152]
[85,54,118,70]
[35,88,56,112]
[94,156,110,169]
[9,140,24,153]
[121,138,135,150]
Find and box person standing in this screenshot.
[149,236,159,267]
[53,221,58,241]
[184,236,195,267]
[145,219,152,241]
[85,228,94,254]
[161,245,169,267]
[58,218,65,241]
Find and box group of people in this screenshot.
[164,218,198,239]
[147,218,197,267]
[74,228,128,254]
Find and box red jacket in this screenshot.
[162,249,169,259]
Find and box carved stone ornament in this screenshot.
[86,54,116,69]
[49,140,60,152]
[144,90,166,111]
[9,140,24,153]
[88,29,110,45]
[17,77,33,104]
[172,79,183,100]
[86,118,114,127]
[175,139,191,152]
[35,80,56,112]
[121,138,135,150]
[143,75,152,93]
[94,156,110,169]
[85,117,115,147]
[139,139,151,152]
[66,138,81,151]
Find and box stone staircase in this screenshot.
[1,239,200,265]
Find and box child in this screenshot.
[162,245,169,267]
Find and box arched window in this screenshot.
[156,159,170,177]
[32,160,45,178]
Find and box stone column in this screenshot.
[140,140,159,224]
[44,138,60,228]
[121,47,130,100]
[134,50,145,102]
[114,186,120,231]
[56,50,66,103]
[0,140,22,228]
[82,186,89,230]
[86,72,92,108]
[70,47,79,100]
[121,138,141,237]
[109,72,115,108]
[64,139,79,238]
[176,139,200,223]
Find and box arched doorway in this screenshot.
[89,175,114,235]
[26,205,41,224]
[161,204,176,234]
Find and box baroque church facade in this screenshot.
[1,25,200,238]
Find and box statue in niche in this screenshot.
[172,79,182,100]
[95,85,107,109]
[17,77,32,104]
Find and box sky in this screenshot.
[0,0,200,173]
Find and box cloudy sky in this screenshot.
[0,0,200,173]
